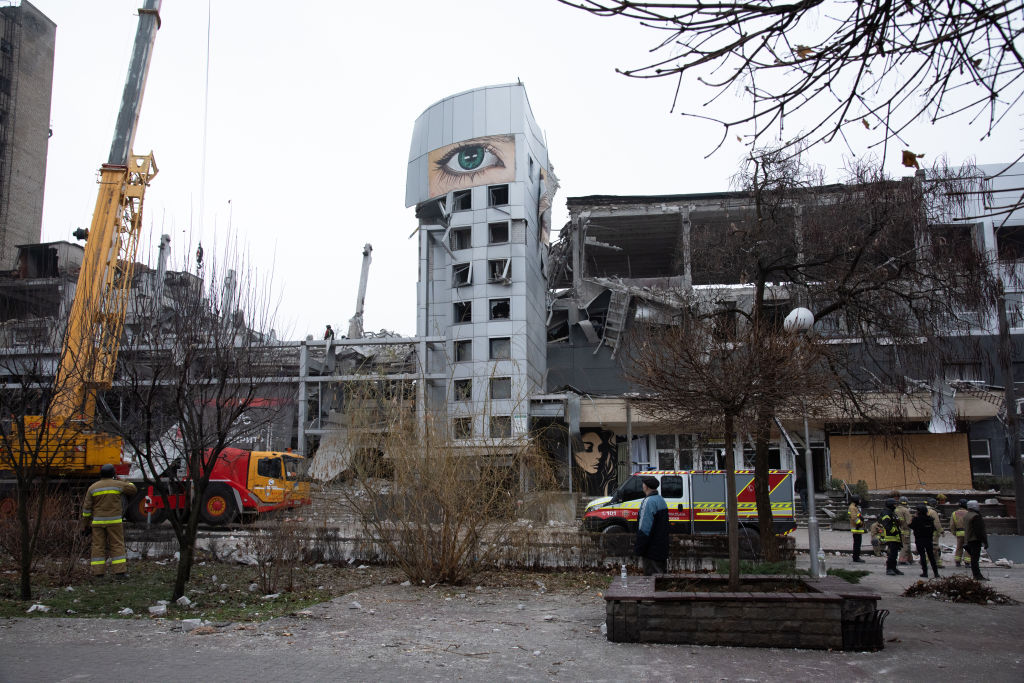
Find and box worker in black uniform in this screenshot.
[909,504,940,578]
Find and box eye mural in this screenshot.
[428,134,516,198]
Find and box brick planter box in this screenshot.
[605,574,881,650]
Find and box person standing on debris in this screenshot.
[909,504,940,579]
[634,476,669,576]
[324,324,335,340]
[81,464,137,578]
[881,498,904,576]
[927,498,944,568]
[895,496,913,564]
[848,495,866,563]
[950,498,969,567]
[963,500,989,581]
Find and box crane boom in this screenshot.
[45,1,161,470]
[347,243,372,339]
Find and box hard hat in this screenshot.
[899,496,909,504]
[100,463,116,478]
[959,498,969,508]
[916,504,928,515]
[936,493,947,502]
[851,494,861,504]
[966,500,980,511]
[885,498,896,509]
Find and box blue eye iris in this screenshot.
[457,147,485,170]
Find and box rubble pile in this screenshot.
[903,575,1018,605]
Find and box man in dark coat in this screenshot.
[963,500,989,581]
[634,476,669,575]
[880,498,904,576]
[909,504,939,578]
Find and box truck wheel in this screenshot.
[200,485,237,526]
[600,524,630,555]
[126,491,166,525]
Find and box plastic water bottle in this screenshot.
[621,563,628,587]
[817,548,827,574]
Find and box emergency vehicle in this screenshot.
[582,469,796,537]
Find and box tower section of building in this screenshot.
[0,1,54,270]
[406,84,555,441]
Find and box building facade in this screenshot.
[0,1,54,270]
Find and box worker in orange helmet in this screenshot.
[81,464,137,578]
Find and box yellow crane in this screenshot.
[26,0,161,476]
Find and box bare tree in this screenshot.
[99,247,286,600]
[559,1,1023,159]
[621,147,1004,563]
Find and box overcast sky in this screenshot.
[30,0,1023,339]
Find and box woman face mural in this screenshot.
[575,429,618,496]
[428,135,515,198]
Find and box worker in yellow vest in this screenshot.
[949,498,969,567]
[895,496,913,564]
[881,498,904,576]
[81,464,137,578]
[848,495,866,563]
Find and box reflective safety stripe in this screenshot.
[91,517,123,525]
[851,529,866,534]
[90,559,106,566]
[956,531,965,536]
[111,557,127,564]
[91,489,122,497]
[81,512,92,517]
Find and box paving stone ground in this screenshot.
[2,529,1023,682]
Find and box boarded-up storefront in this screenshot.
[829,433,972,490]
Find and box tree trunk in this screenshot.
[753,411,778,561]
[172,507,201,600]
[17,484,32,600]
[724,413,740,589]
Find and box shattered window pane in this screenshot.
[453,302,472,323]
[450,228,472,251]
[454,378,472,401]
[490,415,512,438]
[489,337,511,360]
[488,222,509,244]
[453,190,471,211]
[487,259,511,283]
[488,184,509,207]
[454,339,472,362]
[489,298,510,320]
[453,417,472,439]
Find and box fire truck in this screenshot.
[125,447,311,527]
[582,469,796,539]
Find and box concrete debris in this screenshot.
[118,608,134,616]
[262,593,280,601]
[350,601,362,610]
[175,596,192,607]
[995,558,1014,568]
[148,605,167,617]
[248,583,259,592]
[400,581,411,587]
[181,618,207,632]
[26,604,50,613]
[307,428,353,481]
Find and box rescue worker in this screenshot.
[909,504,940,578]
[634,476,669,575]
[81,463,137,578]
[926,498,944,568]
[869,520,884,557]
[880,498,904,576]
[895,495,913,564]
[848,495,866,563]
[963,499,989,581]
[949,498,969,566]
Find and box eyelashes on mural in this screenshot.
[433,141,506,183]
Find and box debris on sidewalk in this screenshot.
[903,575,1019,605]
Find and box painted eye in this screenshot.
[439,144,504,176]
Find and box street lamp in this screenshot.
[784,306,824,578]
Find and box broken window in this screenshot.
[487,258,511,284]
[490,377,512,399]
[453,417,473,439]
[488,222,509,244]
[997,226,1024,261]
[488,184,509,207]
[454,378,472,401]
[490,415,512,438]
[943,361,983,382]
[453,189,471,211]
[1006,292,1024,327]
[453,301,472,323]
[450,228,472,251]
[454,339,472,361]
[452,263,472,287]
[931,224,975,263]
[489,337,511,360]
[489,298,510,320]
